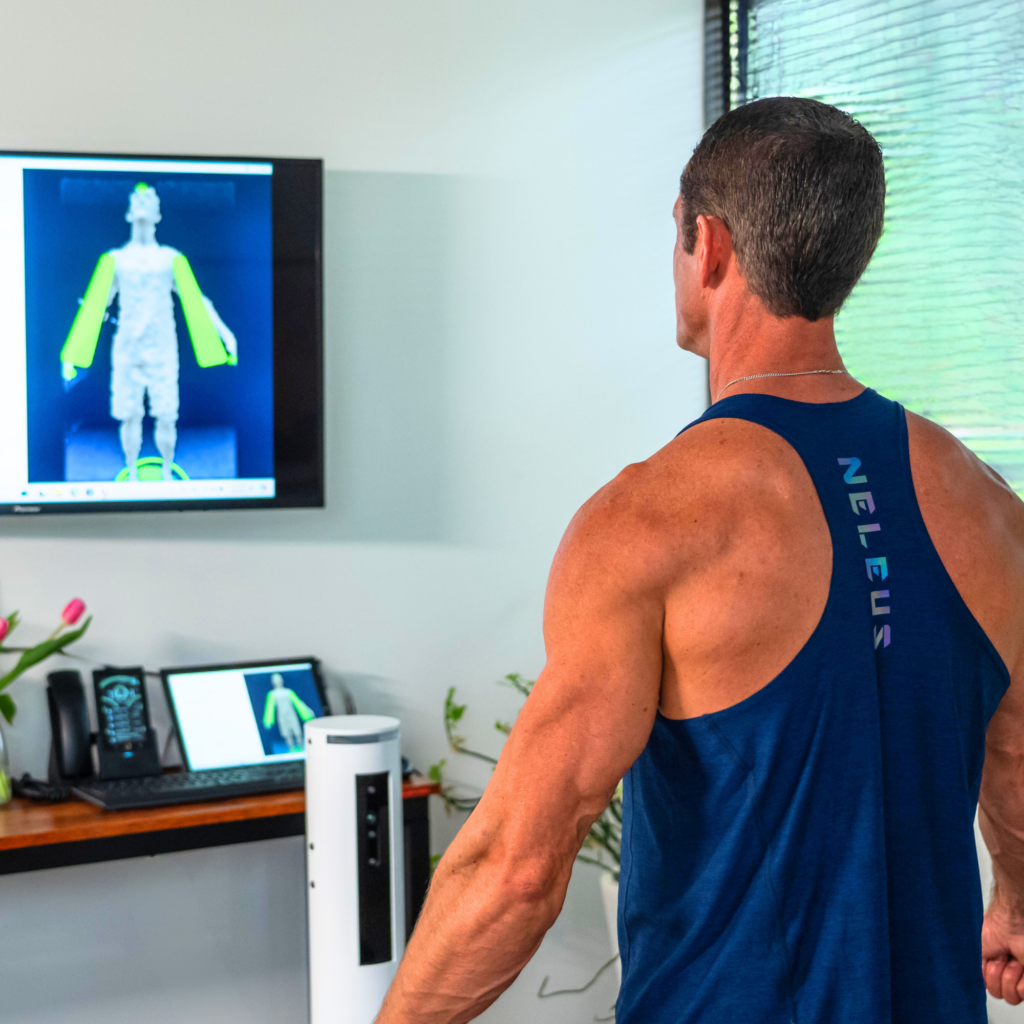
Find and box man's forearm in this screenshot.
[980,745,1024,913]
[982,811,1024,914]
[376,843,571,1024]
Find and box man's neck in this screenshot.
[130,223,157,246]
[706,290,851,404]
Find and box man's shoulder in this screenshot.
[906,410,1024,529]
[593,414,807,520]
[109,243,181,260]
[557,416,807,591]
[907,410,1024,670]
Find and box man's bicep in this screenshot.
[486,502,665,843]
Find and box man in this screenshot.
[61,184,238,481]
[378,98,1024,1022]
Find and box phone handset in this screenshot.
[46,670,94,782]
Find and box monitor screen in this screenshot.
[163,659,328,771]
[0,151,322,515]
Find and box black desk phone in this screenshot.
[47,668,161,782]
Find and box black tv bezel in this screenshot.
[0,149,324,517]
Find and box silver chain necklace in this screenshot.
[716,368,848,403]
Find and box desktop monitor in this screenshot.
[162,658,329,771]
[0,151,323,515]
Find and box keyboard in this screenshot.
[72,762,305,810]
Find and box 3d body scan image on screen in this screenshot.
[244,669,321,755]
[61,183,240,484]
[0,154,275,507]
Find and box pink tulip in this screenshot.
[0,618,8,643]
[62,598,86,626]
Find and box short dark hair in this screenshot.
[680,97,885,321]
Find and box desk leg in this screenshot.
[402,795,430,942]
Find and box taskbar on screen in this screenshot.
[0,478,276,505]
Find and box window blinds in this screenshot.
[744,0,1024,490]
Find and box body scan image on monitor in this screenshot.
[245,668,320,755]
[30,165,271,493]
[162,659,327,772]
[0,152,323,515]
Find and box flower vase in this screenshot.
[0,719,11,805]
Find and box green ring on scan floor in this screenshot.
[114,458,190,483]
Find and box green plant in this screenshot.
[430,673,622,879]
[0,600,93,724]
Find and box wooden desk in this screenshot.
[0,778,440,940]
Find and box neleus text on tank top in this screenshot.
[839,457,891,649]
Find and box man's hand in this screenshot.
[983,902,1024,1004]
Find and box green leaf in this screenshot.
[0,615,92,693]
[428,759,446,783]
[499,672,535,698]
[443,687,468,750]
[0,693,15,724]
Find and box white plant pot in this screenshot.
[599,870,621,983]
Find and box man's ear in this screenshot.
[695,214,732,290]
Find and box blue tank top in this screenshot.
[616,389,1010,1024]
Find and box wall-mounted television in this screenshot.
[0,150,322,515]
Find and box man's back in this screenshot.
[600,388,1024,717]
[609,385,1022,1022]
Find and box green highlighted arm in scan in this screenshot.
[59,252,238,379]
[263,687,317,729]
[172,255,238,368]
[59,253,117,378]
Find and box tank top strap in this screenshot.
[684,389,901,512]
[684,388,911,643]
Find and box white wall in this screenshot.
[0,2,707,1022]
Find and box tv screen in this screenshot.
[0,151,322,515]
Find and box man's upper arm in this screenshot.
[464,467,668,878]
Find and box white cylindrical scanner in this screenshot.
[306,715,405,1024]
